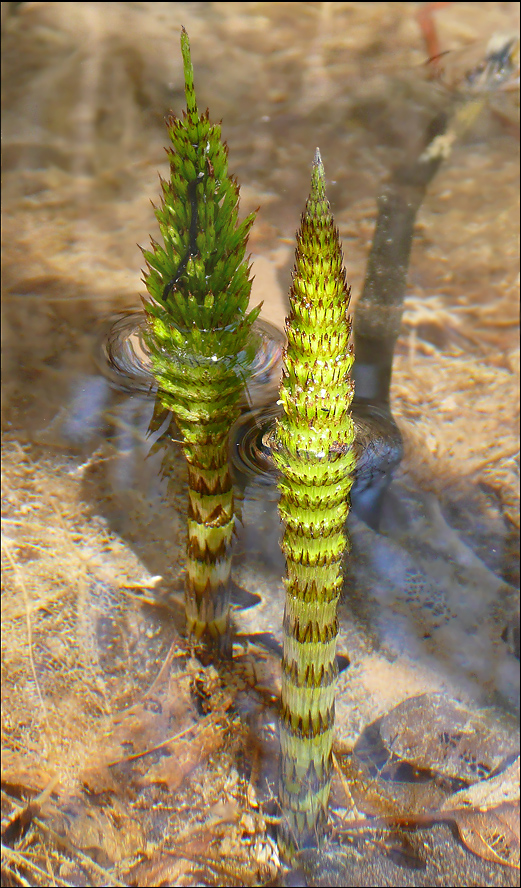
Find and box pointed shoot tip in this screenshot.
[311,147,326,200]
[180,26,197,118]
[180,25,190,57]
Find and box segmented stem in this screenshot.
[142,28,260,651]
[273,150,356,858]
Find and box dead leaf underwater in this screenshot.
[334,694,520,869]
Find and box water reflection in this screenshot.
[99,310,285,408]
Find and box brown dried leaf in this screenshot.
[46,794,147,864]
[441,757,520,812]
[1,750,55,797]
[78,668,199,791]
[106,669,197,756]
[128,854,201,888]
[452,802,520,869]
[380,694,517,783]
[145,713,228,790]
[343,745,452,819]
[342,697,520,832]
[128,848,258,888]
[81,763,121,795]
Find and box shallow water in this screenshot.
[2,3,520,886]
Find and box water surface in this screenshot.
[2,3,519,886]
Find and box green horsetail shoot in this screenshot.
[273,150,356,858]
[141,28,261,653]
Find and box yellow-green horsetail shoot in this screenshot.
[142,28,261,652]
[273,150,356,857]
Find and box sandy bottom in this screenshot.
[2,2,519,885]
